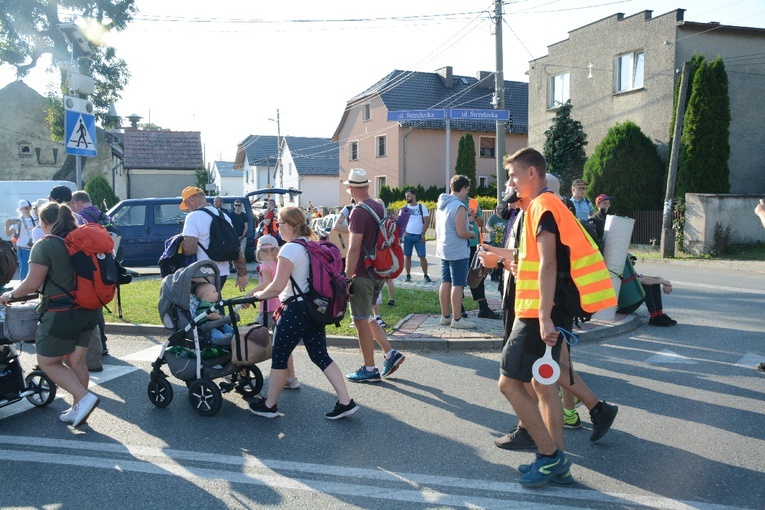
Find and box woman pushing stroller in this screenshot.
[248,206,359,420]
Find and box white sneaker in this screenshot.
[59,407,75,423]
[283,377,301,389]
[439,316,452,326]
[451,318,476,329]
[71,393,100,428]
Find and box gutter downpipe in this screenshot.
[402,126,413,186]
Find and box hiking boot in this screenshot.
[375,316,387,328]
[71,393,100,428]
[563,409,582,429]
[590,401,618,442]
[405,274,412,282]
[249,397,280,418]
[477,305,501,319]
[382,350,405,378]
[423,275,432,283]
[494,425,536,450]
[439,315,452,326]
[346,366,381,383]
[519,450,572,487]
[518,455,574,485]
[325,399,359,420]
[283,377,301,389]
[451,318,475,329]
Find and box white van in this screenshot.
[0,181,77,237]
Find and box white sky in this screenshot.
[1,0,764,164]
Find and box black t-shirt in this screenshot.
[537,211,571,275]
[230,211,247,236]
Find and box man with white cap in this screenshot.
[343,168,406,382]
[179,186,248,291]
[5,200,36,280]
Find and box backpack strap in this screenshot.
[194,207,221,254]
[40,235,79,312]
[418,203,423,217]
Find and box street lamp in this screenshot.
[267,109,281,189]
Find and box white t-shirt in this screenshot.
[277,238,311,302]
[182,205,233,276]
[402,203,429,235]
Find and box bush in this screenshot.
[84,175,120,210]
[583,121,664,214]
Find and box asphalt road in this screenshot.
[1,262,763,509]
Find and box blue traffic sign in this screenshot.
[65,110,97,157]
[449,109,510,121]
[387,109,446,122]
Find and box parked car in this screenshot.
[107,188,301,267]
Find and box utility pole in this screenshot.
[269,109,281,189]
[493,0,506,202]
[660,62,690,258]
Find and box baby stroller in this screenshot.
[148,260,270,417]
[1,295,57,411]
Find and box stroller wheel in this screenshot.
[147,377,174,408]
[25,370,57,407]
[234,365,264,398]
[188,379,222,416]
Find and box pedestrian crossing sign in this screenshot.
[65,110,97,157]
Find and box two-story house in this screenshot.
[527,9,765,194]
[332,67,529,197]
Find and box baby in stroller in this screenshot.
[194,282,235,342]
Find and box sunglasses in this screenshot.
[234,204,242,207]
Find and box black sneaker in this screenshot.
[659,313,677,325]
[758,362,765,373]
[494,425,537,450]
[405,274,412,282]
[590,401,618,442]
[249,397,279,418]
[325,399,359,420]
[477,307,501,319]
[423,275,432,283]
[648,316,672,327]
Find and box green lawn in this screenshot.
[107,277,476,336]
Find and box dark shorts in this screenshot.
[500,306,571,382]
[35,308,101,358]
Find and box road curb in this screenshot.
[107,312,642,350]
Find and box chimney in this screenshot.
[437,66,453,88]
[476,71,495,89]
[127,113,143,129]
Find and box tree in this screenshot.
[676,56,731,198]
[84,174,119,210]
[543,100,588,192]
[583,121,664,213]
[196,167,213,194]
[454,133,477,186]
[1,1,136,134]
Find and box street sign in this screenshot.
[387,109,446,122]
[64,110,97,157]
[449,109,510,121]
[205,183,217,191]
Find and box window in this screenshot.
[362,104,371,122]
[615,51,644,92]
[478,176,488,187]
[18,143,32,157]
[349,141,358,161]
[112,204,147,227]
[548,73,570,108]
[376,176,387,196]
[153,204,187,225]
[376,135,387,157]
[479,136,496,158]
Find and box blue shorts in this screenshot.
[403,233,426,258]
[440,258,469,287]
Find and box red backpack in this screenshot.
[356,202,404,280]
[46,223,117,311]
[288,239,348,327]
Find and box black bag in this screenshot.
[556,277,593,326]
[0,239,18,287]
[198,208,241,262]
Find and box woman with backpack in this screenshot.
[0,202,101,427]
[248,206,359,420]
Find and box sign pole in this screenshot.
[76,155,82,191]
[445,109,451,190]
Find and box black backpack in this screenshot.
[0,239,18,287]
[197,208,241,261]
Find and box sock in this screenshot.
[650,310,662,319]
[443,314,451,319]
[454,317,461,322]
[540,451,558,459]
[564,408,577,416]
[365,366,376,372]
[385,349,394,359]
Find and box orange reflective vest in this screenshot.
[515,192,616,318]
[468,197,483,244]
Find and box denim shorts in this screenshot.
[403,233,426,258]
[440,258,469,287]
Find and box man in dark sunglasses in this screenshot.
[230,200,249,254]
